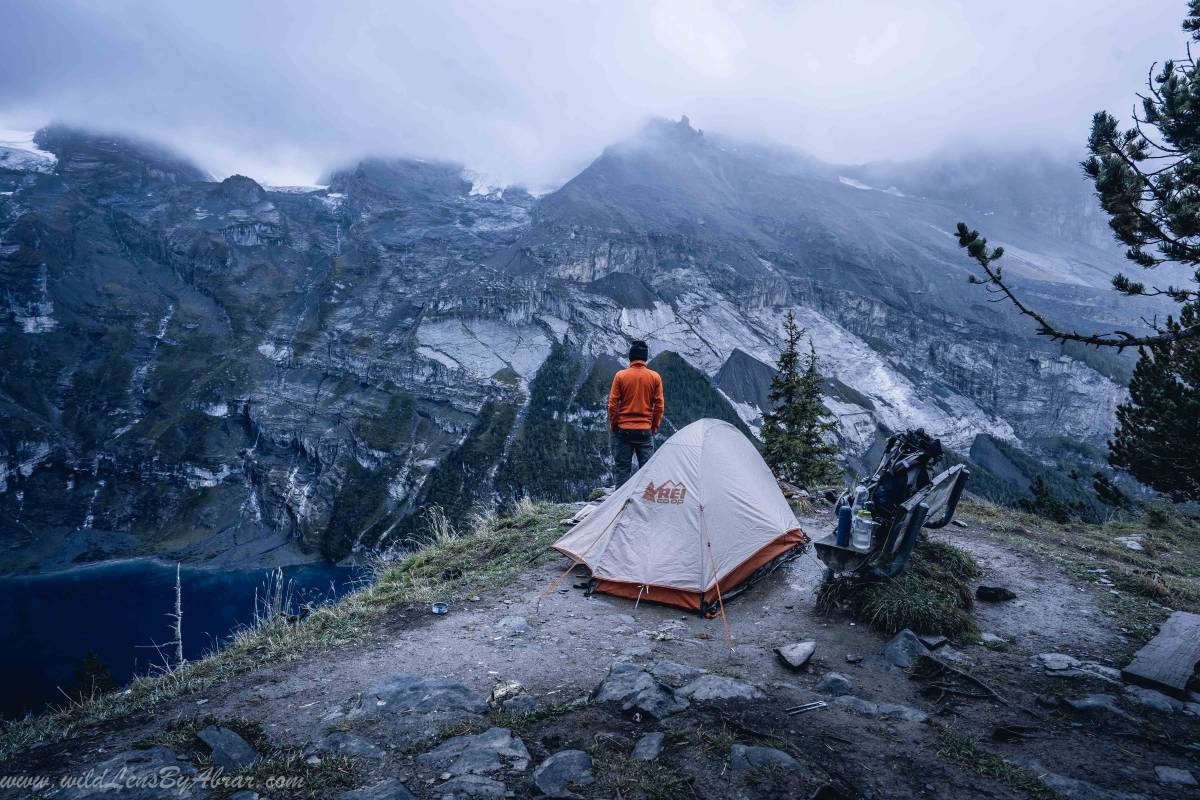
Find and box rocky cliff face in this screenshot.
[0,119,1145,572]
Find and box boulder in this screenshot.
[1123,685,1183,714]
[348,674,487,744]
[60,747,198,799]
[591,662,688,719]
[675,674,763,702]
[776,641,817,670]
[197,725,258,771]
[834,696,928,723]
[1037,653,1080,671]
[1035,653,1122,683]
[1064,694,1135,720]
[815,672,854,696]
[975,586,1017,602]
[533,750,594,798]
[728,744,804,772]
[631,732,665,762]
[873,702,928,723]
[980,633,1006,645]
[882,629,931,668]
[501,694,539,716]
[338,779,418,800]
[351,675,486,717]
[418,727,530,776]
[488,680,526,707]
[436,774,507,799]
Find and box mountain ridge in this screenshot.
[0,119,1147,573]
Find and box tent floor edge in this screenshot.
[592,529,809,617]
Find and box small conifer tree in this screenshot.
[762,312,840,487]
[1108,304,1200,500]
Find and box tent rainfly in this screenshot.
[552,418,808,617]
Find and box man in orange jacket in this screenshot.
[608,339,665,486]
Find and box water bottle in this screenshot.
[835,505,852,546]
[851,508,876,551]
[852,483,868,510]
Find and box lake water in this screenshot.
[0,560,361,719]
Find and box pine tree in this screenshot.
[761,312,840,487]
[1092,471,1130,509]
[1108,304,1200,500]
[1018,476,1073,523]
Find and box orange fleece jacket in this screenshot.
[608,360,664,431]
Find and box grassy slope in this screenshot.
[955,499,1200,645]
[0,500,571,762]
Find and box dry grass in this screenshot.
[934,724,1064,800]
[0,501,570,762]
[588,735,697,800]
[815,536,980,638]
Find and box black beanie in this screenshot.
[629,340,649,362]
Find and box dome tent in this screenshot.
[552,419,807,616]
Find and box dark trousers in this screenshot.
[612,427,655,487]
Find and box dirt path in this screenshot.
[5,513,1198,799]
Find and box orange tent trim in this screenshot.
[554,527,808,617]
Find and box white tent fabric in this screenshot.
[553,419,801,599]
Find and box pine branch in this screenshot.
[955,223,1200,348]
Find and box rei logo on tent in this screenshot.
[641,480,687,505]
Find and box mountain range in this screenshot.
[0,117,1153,573]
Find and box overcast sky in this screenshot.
[0,0,1188,187]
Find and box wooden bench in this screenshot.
[1121,610,1200,699]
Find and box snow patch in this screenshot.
[257,342,293,363]
[320,192,346,212]
[185,463,233,489]
[540,314,570,343]
[202,401,229,418]
[838,176,905,197]
[0,129,57,173]
[463,169,504,198]
[266,184,329,194]
[720,390,763,439]
[16,441,51,477]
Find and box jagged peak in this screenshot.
[216,174,266,205]
[631,115,705,148]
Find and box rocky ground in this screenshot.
[1,505,1198,799]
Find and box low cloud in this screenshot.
[0,0,1187,187]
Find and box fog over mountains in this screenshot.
[0,117,1154,573]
